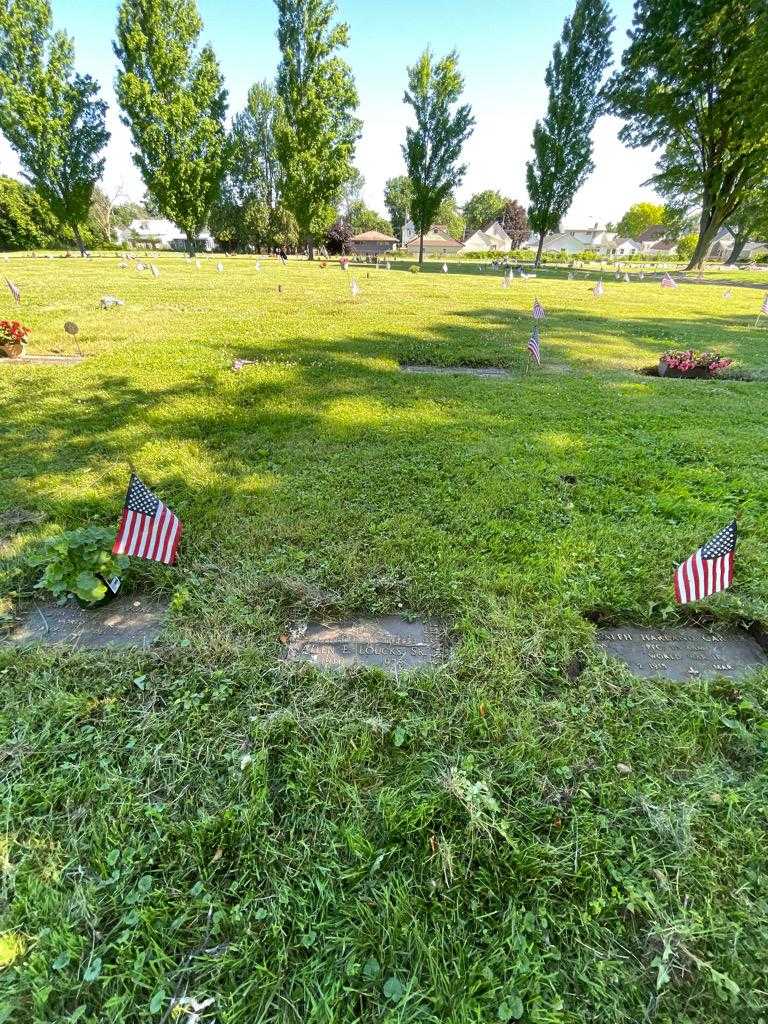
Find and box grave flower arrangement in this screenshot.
[0,319,30,358]
[658,349,733,378]
[27,526,130,608]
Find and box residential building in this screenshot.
[115,218,215,251]
[348,230,398,257]
[460,221,513,254]
[404,224,462,256]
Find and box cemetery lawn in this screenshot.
[2,253,768,1024]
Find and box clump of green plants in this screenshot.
[27,527,129,605]
[409,264,421,273]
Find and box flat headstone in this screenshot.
[284,615,446,673]
[1,355,84,366]
[3,594,170,650]
[597,625,768,681]
[401,364,512,380]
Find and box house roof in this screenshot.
[651,239,677,251]
[405,228,461,248]
[350,230,397,242]
[614,236,639,247]
[637,224,668,242]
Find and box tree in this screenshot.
[499,199,529,248]
[463,190,506,235]
[114,0,229,253]
[112,201,148,231]
[0,175,60,250]
[526,0,613,266]
[0,0,109,254]
[383,175,413,241]
[274,0,361,259]
[725,181,768,264]
[339,167,364,219]
[346,199,392,236]
[402,49,474,265]
[326,217,352,255]
[606,0,768,270]
[615,201,665,238]
[676,233,698,264]
[210,80,283,251]
[437,195,466,242]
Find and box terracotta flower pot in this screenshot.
[0,340,25,359]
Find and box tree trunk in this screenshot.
[185,232,195,256]
[726,233,748,265]
[72,226,86,257]
[307,235,315,261]
[534,231,545,268]
[686,198,723,270]
[418,231,424,267]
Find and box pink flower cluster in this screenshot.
[661,349,732,374]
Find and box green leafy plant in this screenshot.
[27,526,129,605]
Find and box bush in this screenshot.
[409,264,420,273]
[27,526,130,605]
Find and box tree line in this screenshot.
[0,0,766,269]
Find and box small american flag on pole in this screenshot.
[674,520,736,605]
[761,293,768,315]
[593,280,604,297]
[532,297,545,320]
[113,473,182,565]
[528,325,541,365]
[661,273,677,289]
[5,278,20,303]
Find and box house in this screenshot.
[115,218,215,251]
[521,232,588,254]
[650,238,678,257]
[348,230,398,257]
[637,225,670,253]
[460,221,512,254]
[562,226,616,248]
[598,236,642,257]
[404,224,462,256]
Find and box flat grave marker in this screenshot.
[597,624,768,681]
[3,594,170,650]
[401,364,512,380]
[284,615,446,673]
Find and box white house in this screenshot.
[598,236,642,257]
[115,218,215,251]
[562,226,616,248]
[460,221,512,253]
[521,232,588,254]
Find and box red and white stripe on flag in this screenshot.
[674,520,736,605]
[112,473,182,565]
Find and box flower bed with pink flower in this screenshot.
[657,349,733,379]
[0,320,31,358]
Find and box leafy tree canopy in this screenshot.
[606,0,768,268]
[463,190,506,235]
[383,175,413,240]
[615,201,666,238]
[402,49,474,263]
[114,0,229,250]
[0,0,109,253]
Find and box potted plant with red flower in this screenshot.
[658,349,733,379]
[0,320,30,359]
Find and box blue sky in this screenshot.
[0,0,661,227]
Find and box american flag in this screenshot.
[350,278,360,297]
[528,325,541,365]
[761,293,768,315]
[532,297,545,320]
[661,273,677,288]
[593,280,604,297]
[5,278,20,303]
[113,474,182,565]
[674,520,736,605]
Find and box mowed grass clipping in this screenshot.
[1,253,768,1024]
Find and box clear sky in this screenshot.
[0,0,661,228]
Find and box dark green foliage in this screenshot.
[463,190,507,235]
[27,526,130,605]
[383,174,414,240]
[0,175,60,250]
[526,0,613,265]
[0,0,109,254]
[606,0,768,269]
[274,0,361,257]
[499,199,529,248]
[114,0,229,252]
[403,50,474,264]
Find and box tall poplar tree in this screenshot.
[606,0,768,270]
[274,0,361,259]
[0,0,109,254]
[402,50,474,266]
[114,0,228,253]
[526,0,613,266]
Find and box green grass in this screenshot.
[1,253,768,1023]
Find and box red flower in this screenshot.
[0,319,31,344]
